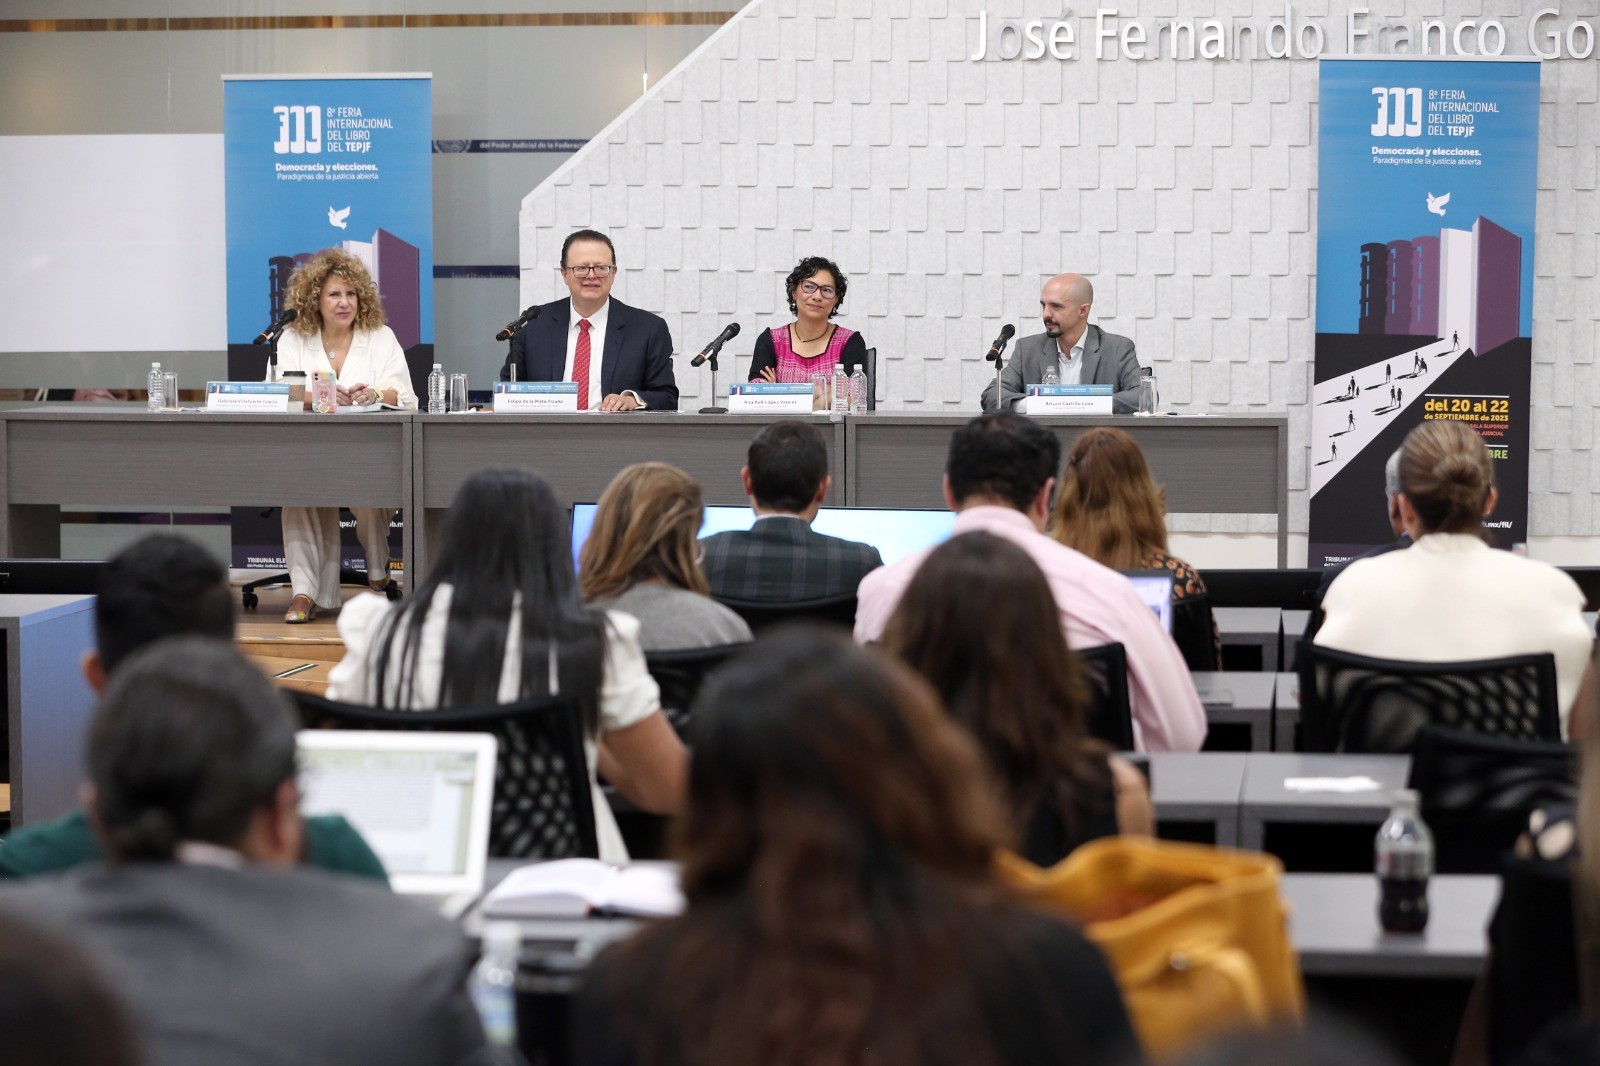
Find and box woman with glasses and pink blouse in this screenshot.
[746,255,870,385]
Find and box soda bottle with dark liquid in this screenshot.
[1375,788,1433,934]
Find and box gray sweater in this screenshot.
[589,582,753,651]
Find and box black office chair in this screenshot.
[1406,724,1576,874]
[1295,642,1561,754]
[1171,592,1219,672]
[1076,642,1135,750]
[644,642,751,741]
[715,592,857,635]
[292,691,598,860]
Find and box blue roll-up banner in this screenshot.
[222,74,432,571]
[1310,58,1539,569]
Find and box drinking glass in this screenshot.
[449,373,469,412]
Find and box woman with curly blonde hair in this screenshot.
[274,248,418,622]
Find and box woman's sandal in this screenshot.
[284,594,316,624]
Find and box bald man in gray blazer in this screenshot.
[980,273,1143,414]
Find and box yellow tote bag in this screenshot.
[998,837,1305,1062]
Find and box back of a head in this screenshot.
[746,420,827,513]
[429,466,576,604]
[91,638,297,862]
[0,911,140,1066]
[1398,420,1494,534]
[882,532,1095,810]
[1051,426,1168,568]
[579,462,707,599]
[946,412,1061,512]
[96,534,232,675]
[680,628,1005,899]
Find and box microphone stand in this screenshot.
[991,348,1005,411]
[699,345,728,415]
[256,326,288,382]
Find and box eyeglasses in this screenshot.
[564,264,616,278]
[799,281,837,299]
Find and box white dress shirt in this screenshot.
[560,300,647,409]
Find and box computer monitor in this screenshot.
[1120,569,1175,634]
[569,504,956,570]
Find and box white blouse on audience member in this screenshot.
[1316,532,1592,733]
[328,586,660,862]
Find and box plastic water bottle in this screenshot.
[849,366,868,412]
[470,922,523,1059]
[147,362,163,411]
[1375,789,1433,933]
[831,363,849,414]
[427,363,446,415]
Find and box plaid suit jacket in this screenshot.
[701,516,883,602]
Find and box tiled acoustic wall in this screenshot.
[522,0,1598,544]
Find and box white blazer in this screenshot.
[273,325,419,409]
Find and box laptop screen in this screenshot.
[569,504,957,571]
[1120,569,1175,635]
[296,731,496,895]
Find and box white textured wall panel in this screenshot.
[522,0,1600,538]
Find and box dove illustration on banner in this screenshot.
[328,205,351,229]
[1426,192,1450,217]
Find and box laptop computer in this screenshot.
[296,730,497,918]
[569,503,957,569]
[1119,569,1176,635]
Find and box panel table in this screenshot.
[844,412,1290,565]
[411,412,846,576]
[0,406,415,578]
[1,594,98,826]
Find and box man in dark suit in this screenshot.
[0,639,488,1065]
[500,228,679,411]
[701,420,883,601]
[980,273,1143,413]
[1304,447,1411,640]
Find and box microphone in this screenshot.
[690,322,741,367]
[985,323,1016,363]
[253,309,297,345]
[494,304,541,342]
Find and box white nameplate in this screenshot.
[726,382,815,414]
[206,382,292,413]
[493,381,579,412]
[1024,384,1113,415]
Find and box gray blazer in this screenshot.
[980,324,1143,414]
[0,863,489,1066]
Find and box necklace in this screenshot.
[792,323,831,345]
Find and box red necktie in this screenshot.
[574,319,592,410]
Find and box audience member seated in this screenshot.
[700,420,882,601]
[1317,420,1592,732]
[0,533,384,882]
[0,910,139,1066]
[329,467,688,862]
[745,255,869,385]
[882,532,1153,866]
[1304,447,1410,641]
[1049,426,1221,670]
[0,639,489,1065]
[573,629,1141,1066]
[854,412,1206,752]
[1455,648,1600,1065]
[580,462,753,650]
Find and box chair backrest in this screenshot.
[1295,642,1562,754]
[715,592,858,635]
[1076,642,1135,750]
[863,346,878,411]
[1406,725,1576,874]
[1170,593,1219,672]
[643,642,751,741]
[1199,568,1321,610]
[291,691,599,860]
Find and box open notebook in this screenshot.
[297,730,497,917]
